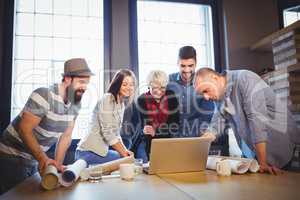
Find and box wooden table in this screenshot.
[1,170,300,200]
[158,170,300,200]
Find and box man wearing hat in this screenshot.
[0,58,93,194]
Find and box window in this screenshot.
[136,0,215,90]
[283,5,300,27]
[12,0,104,138]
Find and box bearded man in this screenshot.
[0,58,93,194]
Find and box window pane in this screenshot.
[53,61,65,83]
[15,36,34,59]
[88,40,103,62]
[71,39,91,58]
[35,14,53,36]
[16,13,34,35]
[284,11,299,26]
[33,60,52,85]
[71,17,89,38]
[36,0,53,14]
[12,84,33,110]
[34,37,52,60]
[283,6,300,27]
[88,18,103,39]
[53,15,71,37]
[16,0,34,13]
[53,38,71,60]
[13,0,104,139]
[13,60,34,84]
[72,0,88,16]
[137,1,215,88]
[53,0,71,15]
[88,0,103,17]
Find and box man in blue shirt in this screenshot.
[167,46,215,137]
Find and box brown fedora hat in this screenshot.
[62,58,94,77]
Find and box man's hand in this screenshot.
[39,157,65,175]
[201,132,216,142]
[259,162,283,175]
[255,142,283,175]
[143,125,155,137]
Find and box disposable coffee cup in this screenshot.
[119,163,135,181]
[41,165,59,190]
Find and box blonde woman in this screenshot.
[134,70,179,162]
[76,69,136,165]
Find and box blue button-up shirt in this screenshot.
[167,72,215,137]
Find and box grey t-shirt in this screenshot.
[0,84,81,160]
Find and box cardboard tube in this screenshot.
[41,165,59,190]
[80,154,134,180]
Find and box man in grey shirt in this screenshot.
[0,58,93,194]
[193,68,300,175]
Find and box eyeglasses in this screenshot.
[150,85,167,91]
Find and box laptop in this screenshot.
[143,137,211,175]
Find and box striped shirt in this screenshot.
[0,84,81,160]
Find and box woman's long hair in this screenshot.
[107,68,136,104]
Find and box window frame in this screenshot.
[129,0,223,84]
[0,0,14,132]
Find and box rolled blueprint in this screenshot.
[80,154,134,181]
[41,165,59,190]
[60,159,87,187]
[206,156,259,174]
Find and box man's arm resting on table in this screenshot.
[55,121,75,170]
[255,142,282,175]
[18,111,60,174]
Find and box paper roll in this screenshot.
[60,159,87,187]
[206,156,223,170]
[228,160,251,174]
[249,159,260,173]
[41,165,59,190]
[80,154,134,180]
[207,156,259,174]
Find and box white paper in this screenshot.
[59,159,87,187]
[206,156,259,174]
[249,159,259,173]
[227,160,251,174]
[206,156,223,170]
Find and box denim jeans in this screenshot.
[75,150,121,166]
[135,140,148,163]
[0,153,38,195]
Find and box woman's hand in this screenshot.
[143,125,155,137]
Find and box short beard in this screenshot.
[66,86,84,104]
